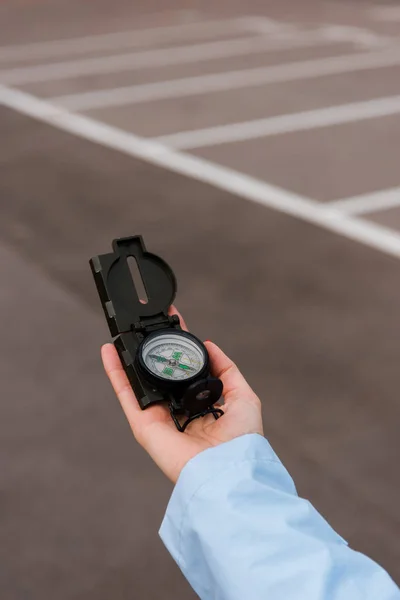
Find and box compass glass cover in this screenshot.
[141,333,205,381]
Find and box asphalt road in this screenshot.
[1,1,400,598]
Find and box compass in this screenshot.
[90,236,223,431]
[139,331,207,383]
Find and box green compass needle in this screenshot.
[149,354,168,363]
[177,363,196,372]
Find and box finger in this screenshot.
[205,341,258,405]
[101,344,165,445]
[101,343,143,434]
[101,344,188,482]
[101,343,174,436]
[169,305,189,331]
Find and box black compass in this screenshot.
[90,236,223,431]
[138,330,208,383]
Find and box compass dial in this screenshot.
[140,332,206,382]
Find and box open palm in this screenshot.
[101,308,263,483]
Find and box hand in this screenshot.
[101,308,264,483]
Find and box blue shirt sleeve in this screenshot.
[159,434,399,600]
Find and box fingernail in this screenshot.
[205,339,211,343]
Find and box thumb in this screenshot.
[205,341,259,405]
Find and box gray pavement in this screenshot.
[1,1,400,598]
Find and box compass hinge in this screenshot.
[133,313,180,334]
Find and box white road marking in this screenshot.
[327,187,400,215]
[3,85,400,260]
[152,95,400,149]
[318,25,391,49]
[50,49,400,111]
[0,17,255,64]
[370,6,400,22]
[0,31,353,86]
[239,16,295,34]
[251,24,393,50]
[238,16,289,34]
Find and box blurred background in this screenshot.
[1,0,400,598]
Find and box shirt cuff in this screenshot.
[159,433,291,565]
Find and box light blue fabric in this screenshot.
[159,434,399,600]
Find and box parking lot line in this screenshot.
[3,84,400,261]
[238,16,287,34]
[0,17,254,64]
[152,95,400,149]
[0,31,352,86]
[50,49,400,111]
[327,187,400,215]
[316,25,391,49]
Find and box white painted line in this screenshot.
[239,16,295,34]
[370,6,400,22]
[152,95,400,149]
[3,85,400,261]
[252,24,393,50]
[318,25,391,49]
[0,31,352,86]
[50,49,400,111]
[327,187,400,215]
[0,18,253,64]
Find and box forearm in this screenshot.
[160,434,399,600]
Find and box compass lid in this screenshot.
[90,236,177,337]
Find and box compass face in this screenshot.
[140,332,206,382]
